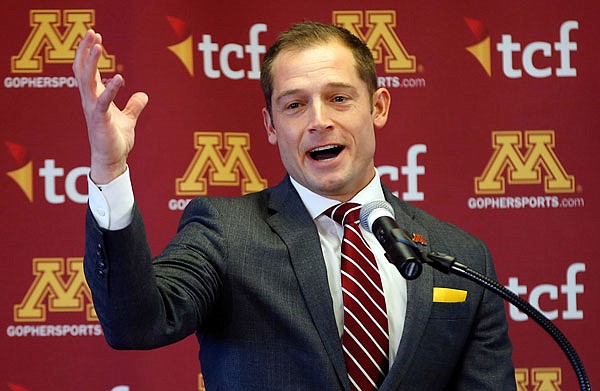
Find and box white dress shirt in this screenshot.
[289,172,406,368]
[88,168,407,367]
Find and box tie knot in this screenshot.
[326,202,361,226]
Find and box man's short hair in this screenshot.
[260,22,377,116]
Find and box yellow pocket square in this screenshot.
[433,287,467,303]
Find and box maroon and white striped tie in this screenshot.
[327,202,389,390]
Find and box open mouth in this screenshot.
[308,145,344,161]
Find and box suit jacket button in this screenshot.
[96,269,104,278]
[96,243,105,260]
[98,261,106,269]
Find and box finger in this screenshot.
[77,42,105,102]
[87,43,104,82]
[73,30,97,76]
[97,74,124,113]
[74,35,105,102]
[123,92,149,120]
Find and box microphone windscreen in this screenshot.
[359,200,395,232]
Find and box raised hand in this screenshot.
[73,29,148,184]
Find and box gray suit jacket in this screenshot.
[85,176,515,390]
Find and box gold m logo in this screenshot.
[515,367,562,391]
[11,9,115,73]
[14,257,97,322]
[333,10,416,73]
[475,130,575,194]
[176,132,268,195]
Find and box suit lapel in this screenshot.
[380,189,434,390]
[266,177,350,390]
[264,180,434,389]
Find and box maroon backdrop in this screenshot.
[1,1,597,390]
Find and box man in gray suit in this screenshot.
[74,22,515,390]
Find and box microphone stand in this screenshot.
[360,200,589,388]
[419,251,591,391]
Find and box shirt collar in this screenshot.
[289,168,386,219]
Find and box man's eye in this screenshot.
[287,102,300,110]
[333,96,346,103]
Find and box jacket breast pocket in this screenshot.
[429,300,472,319]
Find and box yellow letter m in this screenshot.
[176,132,268,196]
[475,130,575,194]
[14,257,97,322]
[11,9,115,73]
[333,10,416,73]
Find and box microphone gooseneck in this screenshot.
[359,201,590,390]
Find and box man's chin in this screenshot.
[305,176,357,200]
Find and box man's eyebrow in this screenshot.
[275,83,358,103]
[326,82,356,91]
[275,89,302,104]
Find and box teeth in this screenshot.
[309,144,344,161]
[310,145,340,153]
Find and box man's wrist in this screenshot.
[89,161,127,185]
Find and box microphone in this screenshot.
[359,200,424,280]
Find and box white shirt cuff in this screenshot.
[87,167,134,230]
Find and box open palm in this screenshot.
[73,30,148,184]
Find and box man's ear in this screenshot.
[262,107,278,145]
[372,88,391,130]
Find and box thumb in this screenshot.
[124,92,149,120]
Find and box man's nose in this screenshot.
[307,100,334,132]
